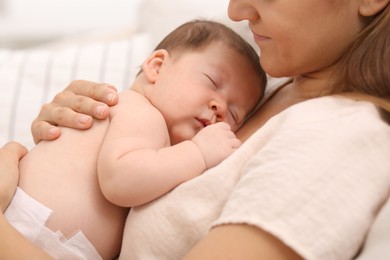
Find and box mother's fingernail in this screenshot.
[79,115,91,124]
[96,106,107,117]
[107,93,116,103]
[48,127,59,136]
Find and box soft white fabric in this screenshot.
[119,96,390,260]
[5,188,102,260]
[355,195,390,259]
[0,33,151,149]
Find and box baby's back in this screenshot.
[18,119,128,259]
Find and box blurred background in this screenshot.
[0,0,142,49]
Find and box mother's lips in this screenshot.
[253,33,270,42]
[249,26,270,42]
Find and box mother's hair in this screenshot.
[332,3,390,121]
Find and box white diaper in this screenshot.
[4,187,102,260]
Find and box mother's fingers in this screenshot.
[54,82,116,119]
[0,142,28,157]
[0,142,27,212]
[66,80,119,106]
[31,119,62,144]
[31,80,119,144]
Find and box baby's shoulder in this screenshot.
[114,89,162,117]
[110,89,168,135]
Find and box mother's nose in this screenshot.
[228,0,260,22]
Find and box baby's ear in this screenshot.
[142,49,169,83]
[359,0,389,17]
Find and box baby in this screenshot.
[5,20,266,259]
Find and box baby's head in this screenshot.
[155,19,267,101]
[140,20,267,143]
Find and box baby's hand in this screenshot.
[192,122,241,169]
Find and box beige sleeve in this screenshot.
[213,102,390,260]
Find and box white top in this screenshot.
[119,95,390,260]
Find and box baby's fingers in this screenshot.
[230,138,242,149]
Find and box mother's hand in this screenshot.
[0,142,52,259]
[0,142,27,212]
[31,80,119,144]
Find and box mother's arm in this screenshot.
[31,80,119,144]
[0,142,52,259]
[0,216,52,259]
[183,224,303,260]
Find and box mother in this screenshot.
[2,0,390,259]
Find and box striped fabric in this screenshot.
[0,33,151,149]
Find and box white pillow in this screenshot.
[138,0,257,52]
[0,33,152,149]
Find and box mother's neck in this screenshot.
[291,69,333,98]
[236,72,332,142]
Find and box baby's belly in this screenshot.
[18,121,128,259]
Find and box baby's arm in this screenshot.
[98,92,240,207]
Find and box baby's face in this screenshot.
[150,41,264,144]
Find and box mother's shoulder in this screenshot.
[272,95,386,130]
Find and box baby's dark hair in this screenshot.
[142,19,267,96]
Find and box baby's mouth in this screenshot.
[196,118,211,128]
